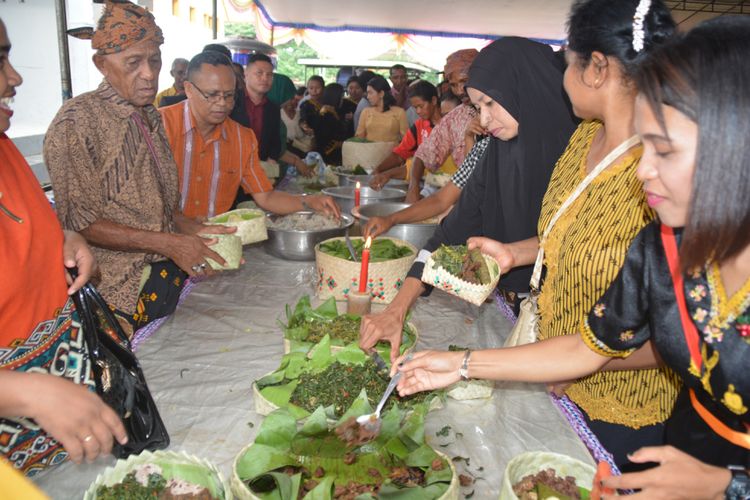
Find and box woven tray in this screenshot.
[84,450,230,500]
[202,234,242,271]
[499,451,596,500]
[231,444,458,500]
[315,236,417,304]
[446,379,494,400]
[425,172,452,188]
[260,160,280,179]
[421,252,501,306]
[208,208,268,245]
[342,140,396,170]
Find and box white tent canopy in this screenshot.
[246,0,575,43]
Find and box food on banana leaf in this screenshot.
[95,464,219,500]
[319,238,413,262]
[512,468,591,500]
[255,341,440,420]
[282,296,416,349]
[235,406,455,500]
[431,244,491,285]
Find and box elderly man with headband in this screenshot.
[45,0,234,337]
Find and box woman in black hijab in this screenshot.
[360,37,577,361]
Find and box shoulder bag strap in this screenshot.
[529,134,641,290]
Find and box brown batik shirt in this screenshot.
[44,80,180,313]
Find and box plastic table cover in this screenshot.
[33,244,593,499]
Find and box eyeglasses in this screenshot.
[189,81,235,104]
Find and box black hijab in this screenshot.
[411,37,577,294]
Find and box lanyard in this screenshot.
[660,224,750,449]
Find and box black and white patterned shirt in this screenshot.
[450,136,490,189]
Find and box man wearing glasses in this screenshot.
[160,51,340,220]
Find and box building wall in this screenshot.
[3,0,223,140]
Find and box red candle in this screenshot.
[358,236,372,293]
[354,181,361,207]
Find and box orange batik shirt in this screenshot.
[160,100,273,219]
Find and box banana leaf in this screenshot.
[282,296,416,353]
[236,406,452,500]
[255,342,441,420]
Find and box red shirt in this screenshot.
[244,94,267,145]
[0,134,68,347]
[392,118,434,160]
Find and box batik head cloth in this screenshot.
[68,0,164,55]
[443,49,479,82]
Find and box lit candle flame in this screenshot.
[364,236,372,249]
[355,181,361,189]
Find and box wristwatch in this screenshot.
[459,350,472,381]
[725,465,750,500]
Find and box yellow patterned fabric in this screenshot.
[537,120,680,428]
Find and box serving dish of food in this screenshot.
[281,295,417,354]
[84,450,229,500]
[265,212,354,261]
[500,451,597,500]
[252,341,442,420]
[422,244,501,306]
[232,406,458,500]
[315,236,417,304]
[208,208,267,245]
[353,202,439,249]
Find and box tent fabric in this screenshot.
[233,0,571,43]
[222,0,567,70]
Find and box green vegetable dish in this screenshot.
[255,340,441,420]
[234,406,455,500]
[431,245,491,285]
[319,238,413,262]
[94,462,223,499]
[283,295,416,351]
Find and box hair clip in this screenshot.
[632,0,652,53]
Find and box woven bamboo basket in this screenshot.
[84,450,230,500]
[421,252,501,306]
[232,444,458,500]
[425,172,452,188]
[499,451,596,500]
[446,379,495,400]
[208,208,268,245]
[342,140,396,171]
[202,234,242,271]
[315,236,417,304]
[260,160,280,179]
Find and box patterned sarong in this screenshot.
[0,299,95,476]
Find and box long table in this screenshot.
[34,244,593,499]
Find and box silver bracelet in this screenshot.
[459,350,472,381]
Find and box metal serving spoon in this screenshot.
[357,354,412,431]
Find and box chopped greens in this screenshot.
[288,360,432,417]
[96,472,167,499]
[283,296,415,348]
[320,238,413,262]
[432,245,491,285]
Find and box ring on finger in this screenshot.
[83,434,94,443]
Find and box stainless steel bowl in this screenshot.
[265,212,354,261]
[336,173,408,190]
[356,202,438,249]
[321,186,406,215]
